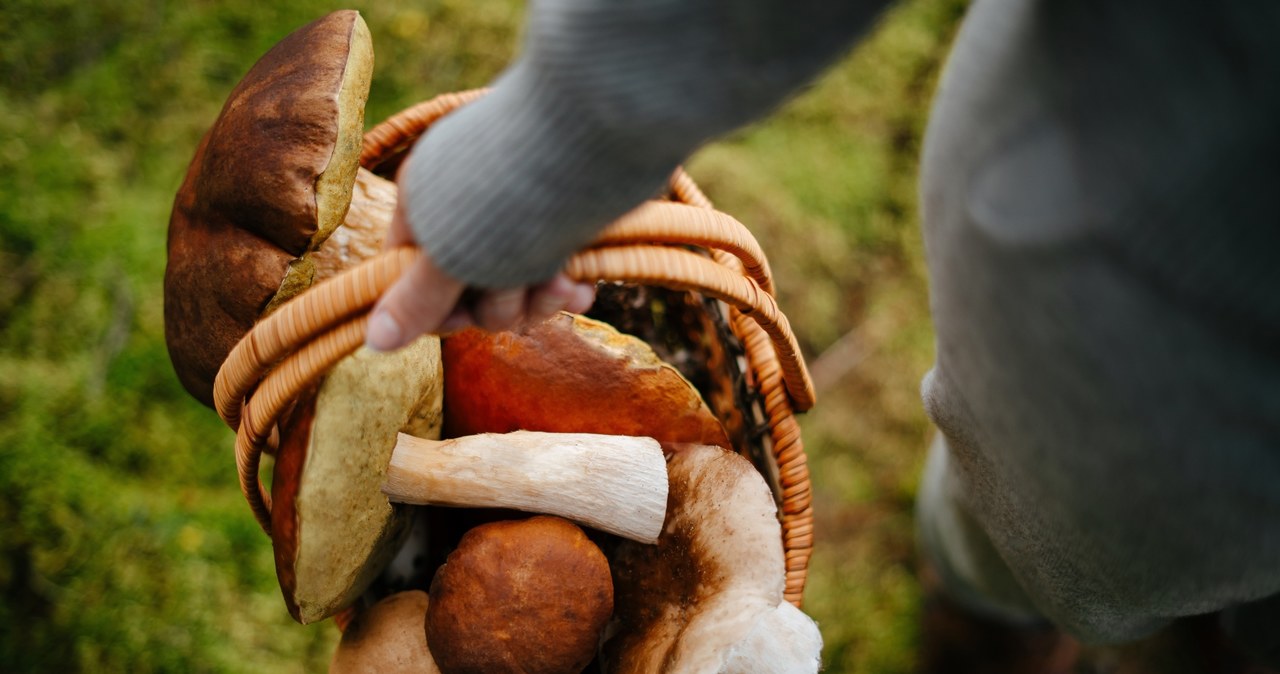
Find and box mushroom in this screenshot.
[600,444,823,673]
[426,516,613,674]
[443,314,731,449]
[272,348,668,623]
[164,9,392,407]
[720,602,823,674]
[269,310,737,625]
[330,590,441,674]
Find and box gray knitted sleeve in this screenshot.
[399,0,888,288]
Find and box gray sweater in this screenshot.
[918,0,1280,646]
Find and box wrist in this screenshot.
[399,60,684,288]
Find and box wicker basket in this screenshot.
[213,91,817,608]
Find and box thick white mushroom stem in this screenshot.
[383,431,668,544]
[722,602,823,674]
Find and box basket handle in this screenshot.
[213,198,801,431]
[216,238,816,534]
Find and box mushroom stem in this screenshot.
[383,431,668,544]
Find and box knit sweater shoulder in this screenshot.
[398,0,885,288]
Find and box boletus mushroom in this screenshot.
[330,590,441,674]
[601,444,823,673]
[164,9,392,408]
[427,516,613,674]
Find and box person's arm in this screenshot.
[367,0,891,350]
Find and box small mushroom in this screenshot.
[426,517,613,674]
[330,590,441,674]
[164,9,392,407]
[601,444,823,673]
[443,314,731,449]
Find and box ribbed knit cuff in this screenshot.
[399,61,687,288]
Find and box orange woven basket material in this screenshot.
[592,201,775,295]
[214,90,818,607]
[358,89,489,171]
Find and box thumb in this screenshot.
[365,252,466,352]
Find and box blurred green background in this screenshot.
[0,0,968,671]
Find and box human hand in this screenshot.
[364,196,596,352]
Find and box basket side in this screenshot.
[666,175,813,606]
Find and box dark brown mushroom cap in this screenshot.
[426,516,613,674]
[164,10,373,406]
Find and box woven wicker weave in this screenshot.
[213,91,817,607]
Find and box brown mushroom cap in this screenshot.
[427,516,613,674]
[330,590,441,674]
[164,9,375,406]
[442,314,731,448]
[273,338,443,625]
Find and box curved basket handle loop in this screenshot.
[593,201,774,295]
[216,240,815,536]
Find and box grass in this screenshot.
[0,0,966,671]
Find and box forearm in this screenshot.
[400,0,891,288]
